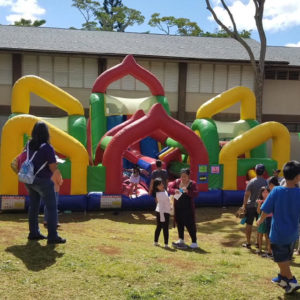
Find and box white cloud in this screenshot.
[0,0,13,5]
[207,0,300,33]
[285,41,300,47]
[0,0,45,24]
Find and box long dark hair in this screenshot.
[180,168,190,176]
[29,121,50,151]
[152,177,163,197]
[258,186,270,200]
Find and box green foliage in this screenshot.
[14,18,46,27]
[202,28,252,38]
[72,0,144,31]
[148,13,202,36]
[149,13,251,38]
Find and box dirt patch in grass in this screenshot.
[0,226,24,243]
[157,257,198,270]
[97,244,122,256]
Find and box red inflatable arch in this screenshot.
[92,55,165,96]
[102,104,209,194]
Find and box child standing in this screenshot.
[125,166,143,196]
[152,177,171,248]
[256,186,270,255]
[257,160,300,294]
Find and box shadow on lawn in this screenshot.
[56,206,232,225]
[6,241,64,271]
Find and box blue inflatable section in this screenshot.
[223,190,244,206]
[58,195,87,211]
[87,192,103,211]
[1,190,245,212]
[140,137,159,158]
[195,190,223,207]
[107,115,126,131]
[122,194,156,210]
[87,192,156,211]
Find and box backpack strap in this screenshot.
[27,142,48,175]
[35,161,48,176]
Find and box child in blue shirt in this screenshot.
[257,160,300,294]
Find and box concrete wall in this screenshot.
[263,80,300,115]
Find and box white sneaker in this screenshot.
[172,239,187,249]
[190,242,199,249]
[164,244,170,249]
[285,277,300,294]
[154,242,160,246]
[174,239,184,245]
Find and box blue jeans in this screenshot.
[44,192,59,223]
[25,177,58,240]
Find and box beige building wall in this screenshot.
[186,62,254,115]
[263,80,300,115]
[266,133,300,161]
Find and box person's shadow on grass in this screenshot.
[5,241,64,271]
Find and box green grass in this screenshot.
[0,207,299,299]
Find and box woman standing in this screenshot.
[25,121,66,244]
[168,168,198,249]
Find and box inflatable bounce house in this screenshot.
[0,55,291,212]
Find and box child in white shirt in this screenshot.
[152,177,171,248]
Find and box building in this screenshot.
[0,25,299,159]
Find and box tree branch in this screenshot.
[253,0,266,74]
[205,0,258,77]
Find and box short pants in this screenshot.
[271,242,296,262]
[245,206,258,225]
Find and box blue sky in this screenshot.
[0,0,300,47]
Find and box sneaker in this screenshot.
[189,243,199,249]
[28,233,47,240]
[271,274,288,287]
[242,243,251,249]
[172,240,187,249]
[47,236,66,244]
[285,277,300,294]
[261,252,273,259]
[164,244,170,249]
[154,242,160,246]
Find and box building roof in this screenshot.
[266,46,300,67]
[0,25,299,66]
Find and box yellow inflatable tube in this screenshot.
[11,75,84,115]
[196,86,256,120]
[0,115,89,195]
[158,147,175,160]
[220,122,290,190]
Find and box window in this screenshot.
[265,70,276,80]
[283,123,300,133]
[265,69,300,81]
[289,71,299,80]
[276,71,288,80]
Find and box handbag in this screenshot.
[235,206,246,219]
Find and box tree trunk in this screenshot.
[254,68,264,123]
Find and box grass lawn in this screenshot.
[0,207,299,300]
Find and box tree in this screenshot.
[202,28,252,38]
[72,0,100,30]
[72,0,144,31]
[148,13,203,36]
[14,18,46,27]
[205,0,266,122]
[149,13,251,38]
